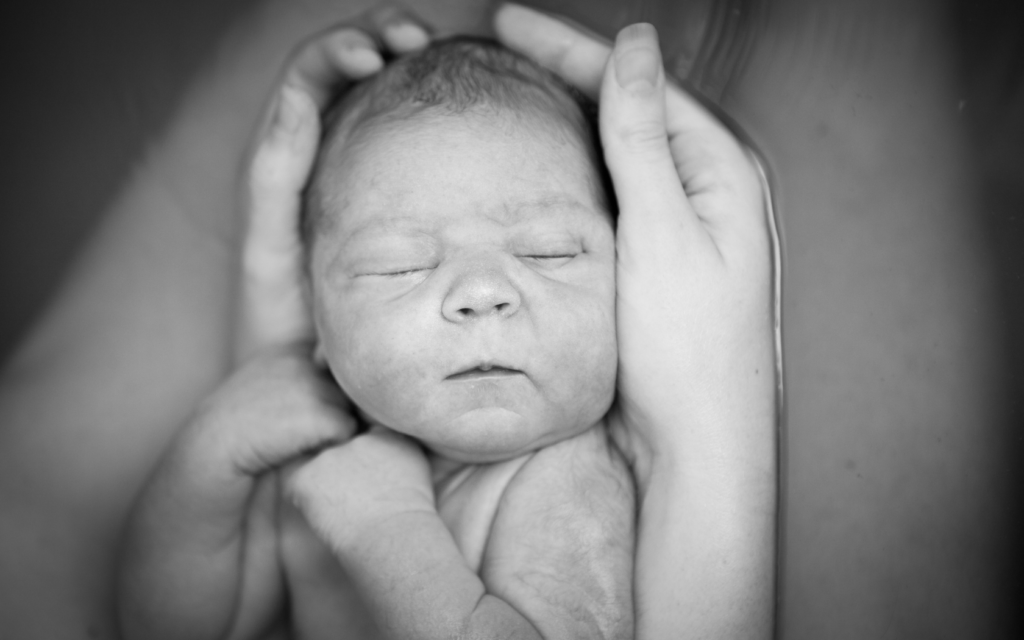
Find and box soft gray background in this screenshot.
[1,0,1021,636]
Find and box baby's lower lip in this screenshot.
[446,367,523,381]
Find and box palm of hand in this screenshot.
[606,93,774,490]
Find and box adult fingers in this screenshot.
[283,27,383,111]
[496,4,763,253]
[238,85,320,360]
[495,2,743,186]
[367,4,431,55]
[284,8,430,110]
[662,88,765,252]
[494,2,610,98]
[599,25,705,260]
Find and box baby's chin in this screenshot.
[397,407,594,464]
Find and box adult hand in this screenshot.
[496,5,777,639]
[231,9,435,638]
[236,5,432,363]
[117,348,355,640]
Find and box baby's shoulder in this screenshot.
[484,425,636,639]
[521,424,633,497]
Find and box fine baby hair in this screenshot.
[302,35,612,243]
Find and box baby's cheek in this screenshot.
[337,316,433,430]
[545,291,617,420]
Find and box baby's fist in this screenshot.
[178,348,354,483]
[286,427,434,555]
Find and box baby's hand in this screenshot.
[117,348,355,640]
[285,426,434,557]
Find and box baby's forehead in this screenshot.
[316,110,603,228]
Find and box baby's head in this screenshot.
[305,37,617,463]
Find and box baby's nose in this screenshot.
[442,264,521,322]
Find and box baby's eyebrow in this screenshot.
[493,195,597,225]
[337,194,599,249]
[340,216,429,246]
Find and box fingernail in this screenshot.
[498,2,541,20]
[275,85,303,133]
[385,21,429,49]
[614,23,660,93]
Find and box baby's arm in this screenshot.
[482,425,635,640]
[117,349,353,640]
[288,428,549,640]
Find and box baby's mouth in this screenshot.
[446,364,524,381]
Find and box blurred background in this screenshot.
[1,0,1020,637]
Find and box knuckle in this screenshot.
[614,119,668,153]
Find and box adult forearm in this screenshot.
[635,423,777,640]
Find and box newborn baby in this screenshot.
[118,38,634,640]
[291,36,635,637]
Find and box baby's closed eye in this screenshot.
[365,265,435,277]
[516,252,578,268]
[511,233,584,269]
[344,237,439,278]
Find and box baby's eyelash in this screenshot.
[357,267,430,278]
[520,253,579,262]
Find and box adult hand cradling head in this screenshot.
[240,3,776,637]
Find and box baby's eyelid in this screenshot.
[359,265,434,277]
[520,252,580,260]
[383,267,430,276]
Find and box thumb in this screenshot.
[599,25,700,262]
[238,85,320,361]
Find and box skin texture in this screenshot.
[493,11,777,636]
[309,111,617,462]
[285,96,633,638]
[9,0,1011,639]
[0,1,779,637]
[115,66,635,639]
[0,3,491,637]
[287,422,635,640]
[117,349,355,640]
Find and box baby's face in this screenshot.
[309,111,616,462]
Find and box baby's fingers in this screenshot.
[230,383,356,478]
[185,353,357,482]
